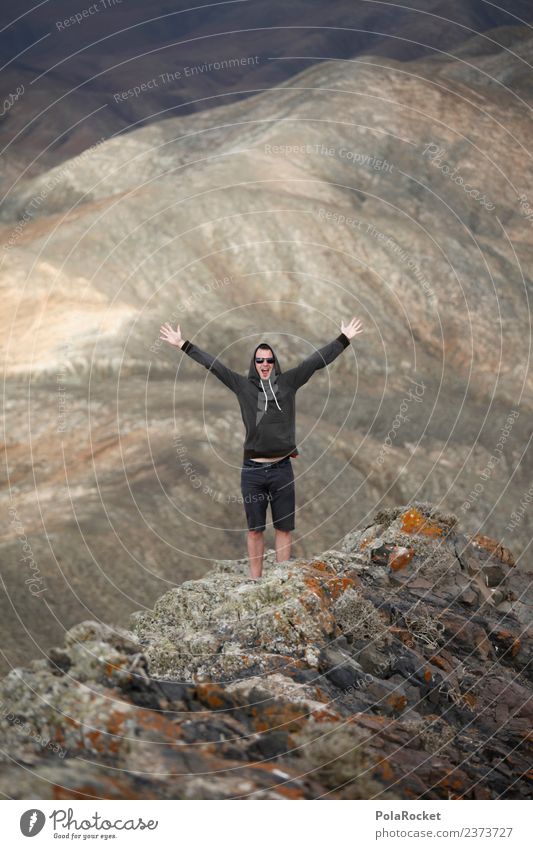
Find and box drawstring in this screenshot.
[260,378,282,411]
[269,378,282,410]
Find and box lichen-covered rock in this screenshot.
[0,503,531,800]
[292,721,389,799]
[131,561,361,682]
[341,501,521,609]
[333,588,388,643]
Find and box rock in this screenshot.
[362,677,410,716]
[355,644,392,678]
[483,565,506,587]
[247,731,290,760]
[459,587,479,606]
[318,646,368,691]
[131,562,360,682]
[0,502,531,799]
[389,546,415,571]
[469,535,516,567]
[370,542,395,566]
[333,588,387,643]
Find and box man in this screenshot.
[159,317,364,578]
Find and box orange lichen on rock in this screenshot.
[387,694,407,713]
[303,571,355,602]
[313,686,330,703]
[275,785,306,800]
[429,655,452,672]
[52,727,66,745]
[106,708,130,737]
[309,708,342,723]
[400,508,443,537]
[82,708,130,755]
[135,710,182,743]
[494,629,521,657]
[308,560,336,574]
[328,575,357,599]
[53,777,148,800]
[389,546,414,571]
[84,731,111,756]
[375,758,395,781]
[195,683,234,711]
[350,713,390,730]
[470,533,515,566]
[104,659,129,681]
[303,574,325,599]
[251,702,306,733]
[390,626,415,648]
[437,772,465,793]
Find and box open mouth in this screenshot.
[260,368,269,376]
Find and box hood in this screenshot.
[248,341,282,384]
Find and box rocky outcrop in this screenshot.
[1,503,530,799]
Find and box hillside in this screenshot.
[1,33,532,677]
[3,0,532,185]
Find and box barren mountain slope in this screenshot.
[1,40,531,675]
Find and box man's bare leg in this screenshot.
[275,529,292,563]
[247,530,264,579]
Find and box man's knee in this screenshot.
[248,529,264,537]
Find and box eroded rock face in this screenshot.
[131,554,362,681]
[0,502,530,800]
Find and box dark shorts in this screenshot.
[240,457,295,532]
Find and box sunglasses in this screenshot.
[255,357,274,364]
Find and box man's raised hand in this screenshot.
[159,322,184,348]
[341,316,364,340]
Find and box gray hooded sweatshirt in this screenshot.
[181,333,350,461]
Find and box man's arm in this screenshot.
[283,317,363,391]
[284,334,349,390]
[159,322,244,394]
[181,340,244,394]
